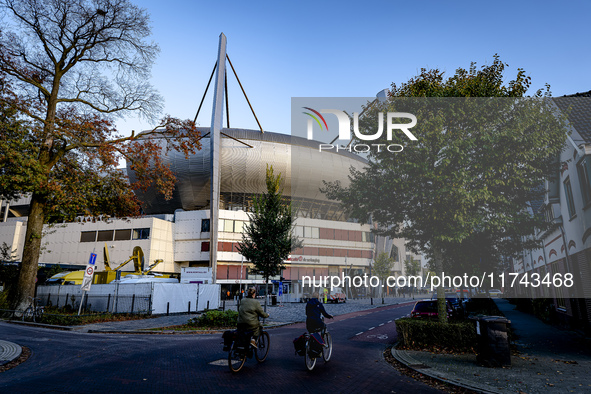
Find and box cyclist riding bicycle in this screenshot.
[237,287,269,347]
[306,291,333,333]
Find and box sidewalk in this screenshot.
[393,298,591,393]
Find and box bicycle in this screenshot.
[304,317,332,371]
[22,297,44,323]
[226,329,270,373]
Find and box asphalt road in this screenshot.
[0,302,445,393]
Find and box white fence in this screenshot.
[36,283,220,314]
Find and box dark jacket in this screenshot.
[306,298,332,332]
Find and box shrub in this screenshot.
[396,318,477,353]
[188,310,238,328]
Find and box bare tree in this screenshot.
[0,0,200,310]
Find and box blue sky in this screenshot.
[117,0,591,136]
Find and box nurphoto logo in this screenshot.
[302,107,417,153]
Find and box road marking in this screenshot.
[355,332,364,336]
[387,320,392,323]
[209,359,230,366]
[368,327,375,330]
[379,323,384,326]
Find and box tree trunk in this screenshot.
[433,249,448,323]
[11,193,46,311]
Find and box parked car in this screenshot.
[410,300,455,320]
[488,289,503,298]
[431,292,466,317]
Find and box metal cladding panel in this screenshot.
[127,128,366,214]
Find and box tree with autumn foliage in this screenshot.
[323,56,567,322]
[0,0,201,311]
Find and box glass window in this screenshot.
[311,227,319,239]
[80,231,96,243]
[133,228,150,240]
[390,245,399,262]
[295,226,304,238]
[114,229,132,241]
[201,219,210,233]
[235,220,245,233]
[224,219,234,232]
[577,159,591,206]
[97,230,114,242]
[201,241,210,252]
[563,178,576,218]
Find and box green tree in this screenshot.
[323,55,567,322]
[372,252,394,304]
[237,165,302,311]
[0,1,202,311]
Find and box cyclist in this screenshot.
[237,287,269,347]
[306,291,333,333]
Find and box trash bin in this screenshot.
[271,294,277,306]
[474,316,511,367]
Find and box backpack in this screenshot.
[293,333,308,356]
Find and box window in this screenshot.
[224,219,234,232]
[577,158,591,206]
[80,231,96,243]
[201,241,210,252]
[303,226,319,239]
[551,262,566,309]
[133,228,150,240]
[97,230,114,242]
[234,220,245,233]
[201,219,210,233]
[390,245,399,262]
[563,178,576,218]
[362,232,374,243]
[543,205,554,223]
[114,229,132,241]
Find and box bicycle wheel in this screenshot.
[255,331,270,363]
[322,331,332,362]
[35,308,44,323]
[228,349,246,373]
[23,306,34,322]
[304,341,316,371]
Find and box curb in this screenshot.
[87,321,298,334]
[390,346,503,394]
[0,340,22,366]
[6,320,75,331]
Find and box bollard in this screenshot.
[131,294,135,314]
[223,300,225,311]
[207,301,210,310]
[167,302,170,316]
[65,293,69,307]
[107,294,111,313]
[47,293,51,306]
[188,301,191,314]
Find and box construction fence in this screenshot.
[36,283,220,314]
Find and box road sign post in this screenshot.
[78,252,97,315]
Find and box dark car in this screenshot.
[410,300,454,319]
[431,292,466,317]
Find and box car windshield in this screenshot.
[414,301,437,312]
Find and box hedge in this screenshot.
[395,318,477,353]
[188,310,239,328]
